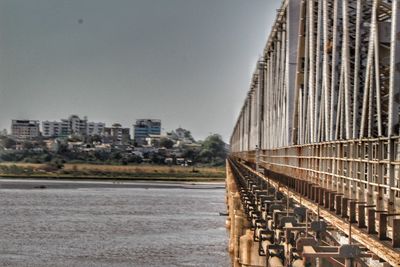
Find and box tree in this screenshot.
[110,152,122,162]
[199,134,227,165]
[94,151,110,161]
[0,137,16,149]
[125,154,143,164]
[159,137,174,149]
[199,149,213,162]
[151,153,165,164]
[183,130,195,142]
[22,142,34,150]
[183,148,199,161]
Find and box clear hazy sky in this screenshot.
[0,0,282,142]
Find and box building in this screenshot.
[87,121,105,136]
[42,115,105,138]
[103,123,130,144]
[145,134,166,147]
[11,120,40,139]
[134,119,161,145]
[69,115,87,135]
[42,120,70,137]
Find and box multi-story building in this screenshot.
[42,120,70,137]
[134,119,161,145]
[11,120,40,139]
[87,122,105,136]
[69,115,88,135]
[103,123,130,144]
[42,115,104,138]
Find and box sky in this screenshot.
[0,0,282,142]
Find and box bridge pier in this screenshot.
[239,230,266,267]
[226,163,267,267]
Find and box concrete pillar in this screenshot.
[226,163,238,230]
[229,193,243,254]
[239,229,266,267]
[233,209,250,267]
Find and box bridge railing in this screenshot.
[232,135,400,214]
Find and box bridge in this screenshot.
[226,0,400,266]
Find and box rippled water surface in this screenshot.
[0,181,230,267]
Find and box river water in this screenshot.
[0,180,230,267]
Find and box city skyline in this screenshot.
[0,0,282,142]
[8,115,184,134]
[8,115,199,140]
[5,115,204,140]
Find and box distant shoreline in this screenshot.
[0,178,225,190]
[0,174,225,182]
[0,162,226,183]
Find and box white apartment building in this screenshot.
[42,120,70,137]
[87,122,105,136]
[42,115,105,137]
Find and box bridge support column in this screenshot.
[226,163,238,231]
[227,163,259,266]
[233,210,250,267]
[239,229,266,267]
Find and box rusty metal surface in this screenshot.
[237,160,400,267]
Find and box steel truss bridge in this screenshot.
[228,0,400,266]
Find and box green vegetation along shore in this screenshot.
[0,163,226,182]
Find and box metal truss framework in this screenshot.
[230,0,400,263]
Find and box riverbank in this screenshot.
[0,162,225,182]
[0,178,225,190]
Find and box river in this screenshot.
[0,180,230,267]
